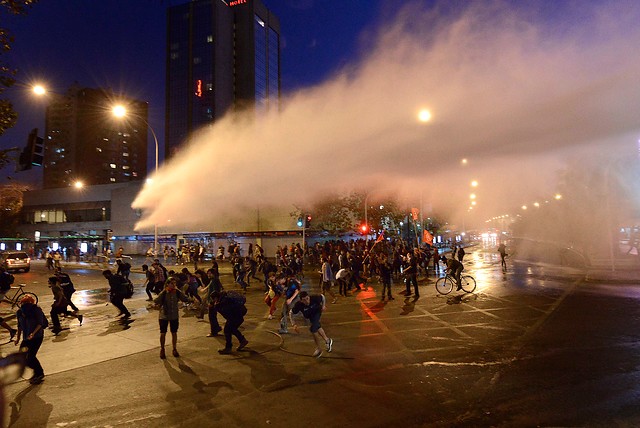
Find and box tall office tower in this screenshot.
[166,0,280,157]
[42,84,148,189]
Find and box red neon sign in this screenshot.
[195,79,202,98]
[229,0,247,6]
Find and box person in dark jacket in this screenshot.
[14,295,47,384]
[48,276,82,334]
[204,268,224,336]
[115,259,131,280]
[213,291,248,354]
[292,291,333,358]
[102,270,130,318]
[54,267,79,312]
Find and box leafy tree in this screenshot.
[0,182,29,235]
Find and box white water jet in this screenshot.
[132,0,640,233]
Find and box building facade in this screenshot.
[43,84,148,189]
[15,181,303,258]
[166,0,280,157]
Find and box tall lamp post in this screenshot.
[112,105,159,257]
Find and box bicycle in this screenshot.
[435,273,476,295]
[1,284,39,309]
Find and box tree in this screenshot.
[0,182,29,236]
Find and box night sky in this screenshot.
[0,0,385,184]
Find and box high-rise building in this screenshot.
[42,85,148,189]
[166,0,280,157]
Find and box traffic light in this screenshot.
[297,216,303,227]
[305,214,312,228]
[16,128,44,171]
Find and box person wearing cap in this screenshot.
[14,295,47,384]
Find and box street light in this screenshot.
[112,104,159,257]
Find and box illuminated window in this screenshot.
[206,35,213,43]
[110,164,117,169]
[110,178,116,182]
[123,152,129,157]
[96,148,102,152]
[123,165,130,170]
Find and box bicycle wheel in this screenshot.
[435,276,454,295]
[460,275,476,293]
[14,291,38,307]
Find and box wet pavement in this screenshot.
[2,252,640,427]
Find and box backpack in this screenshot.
[224,290,246,306]
[123,279,134,298]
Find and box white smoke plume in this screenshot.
[132,0,640,232]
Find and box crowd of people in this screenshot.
[2,237,487,386]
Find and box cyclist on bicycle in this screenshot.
[441,255,464,290]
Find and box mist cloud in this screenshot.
[132,0,640,232]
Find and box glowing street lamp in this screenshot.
[74,181,84,189]
[418,109,432,123]
[32,84,46,96]
[112,104,159,256]
[471,180,478,187]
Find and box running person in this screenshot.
[292,291,333,358]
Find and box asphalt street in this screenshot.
[1,251,639,427]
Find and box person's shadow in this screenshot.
[236,350,301,393]
[163,359,233,424]
[400,295,419,315]
[8,384,53,427]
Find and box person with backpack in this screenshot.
[54,267,79,313]
[116,259,132,280]
[14,294,47,384]
[48,276,83,334]
[212,290,249,354]
[154,276,191,359]
[102,270,131,319]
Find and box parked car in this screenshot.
[0,251,31,273]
